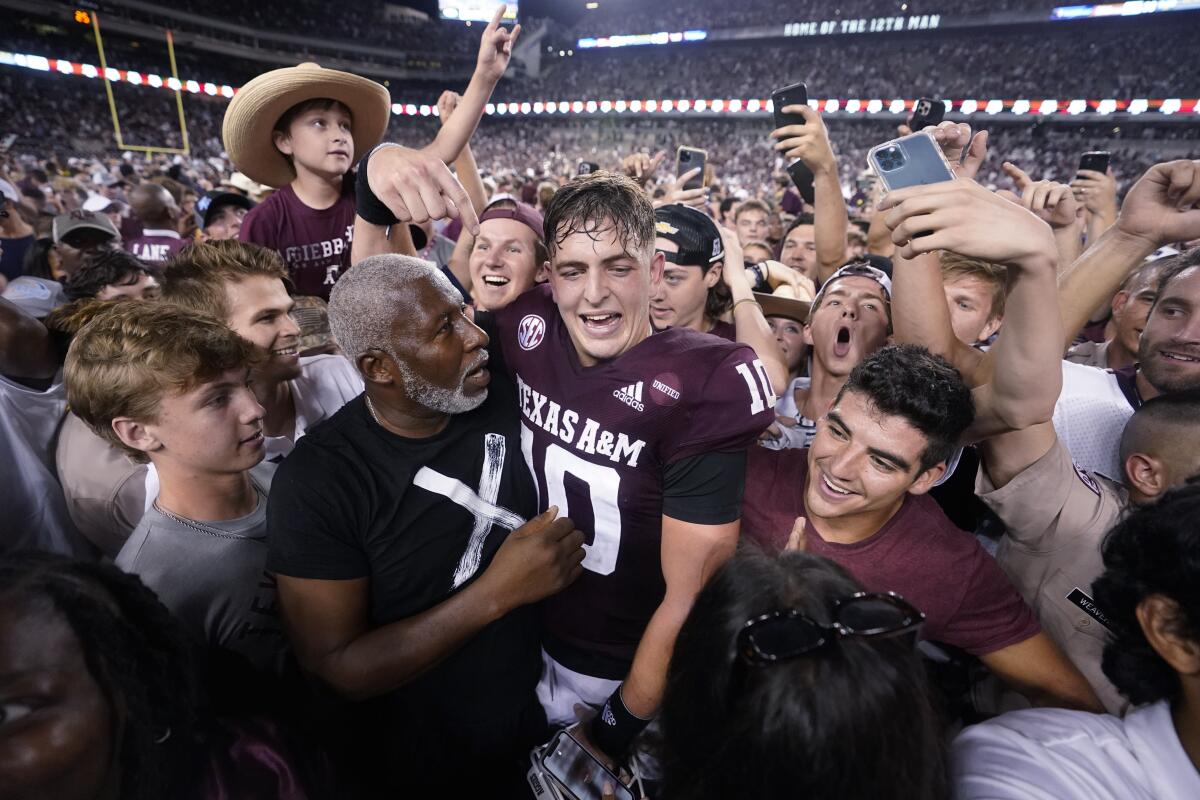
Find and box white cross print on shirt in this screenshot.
[411,433,526,589]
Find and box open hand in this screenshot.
[1001,162,1081,230]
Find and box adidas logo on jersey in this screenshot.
[612,381,645,412]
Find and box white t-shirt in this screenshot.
[262,353,363,462]
[953,701,1200,800]
[1052,360,1135,481]
[0,373,87,555]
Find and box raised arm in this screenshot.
[882,179,1063,439]
[1058,160,1200,347]
[1001,162,1084,273]
[771,105,848,283]
[719,227,788,396]
[425,6,519,165]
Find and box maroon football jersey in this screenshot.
[490,285,775,673]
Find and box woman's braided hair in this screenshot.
[0,551,206,800]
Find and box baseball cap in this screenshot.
[52,210,119,246]
[195,190,256,229]
[814,259,894,306]
[82,194,121,213]
[483,192,519,212]
[654,204,724,266]
[479,202,544,242]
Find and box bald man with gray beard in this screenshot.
[265,254,585,797]
[976,390,1200,712]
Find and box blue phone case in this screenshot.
[868,132,956,192]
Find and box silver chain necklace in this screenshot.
[153,503,243,540]
[365,394,383,426]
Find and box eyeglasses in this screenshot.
[737,592,925,665]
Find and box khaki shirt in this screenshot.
[976,438,1129,713]
[1064,340,1110,370]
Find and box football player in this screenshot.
[483,172,776,764]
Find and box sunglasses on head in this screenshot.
[737,591,925,665]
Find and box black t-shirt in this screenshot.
[265,376,541,744]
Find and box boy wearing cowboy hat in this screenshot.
[226,5,520,300]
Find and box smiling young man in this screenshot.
[480,171,776,765]
[162,240,362,462]
[742,346,1100,712]
[466,201,548,311]
[65,302,287,674]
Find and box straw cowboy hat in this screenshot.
[222,62,391,189]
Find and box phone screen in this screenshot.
[541,731,634,800]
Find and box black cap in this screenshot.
[194,190,255,230]
[654,204,724,267]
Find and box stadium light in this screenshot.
[824,99,839,112]
[889,98,906,114]
[1161,98,1181,115]
[712,99,725,111]
[146,73,162,87]
[571,101,584,113]
[533,101,544,113]
[203,82,217,96]
[695,99,707,111]
[186,80,200,93]
[600,100,612,112]
[167,76,181,90]
[867,99,883,113]
[959,99,978,114]
[1129,98,1148,115]
[404,103,417,115]
[846,99,861,113]
[1067,99,1087,115]
[586,100,598,112]
[127,70,142,85]
[662,99,674,112]
[630,100,643,112]
[1097,99,1117,115]
[615,99,627,112]
[105,67,120,81]
[985,99,1003,114]
[485,103,495,115]
[678,99,691,111]
[420,105,432,116]
[1040,99,1058,114]
[747,98,760,112]
[1011,99,1030,115]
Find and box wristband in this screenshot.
[744,262,771,293]
[732,297,762,315]
[355,143,402,226]
[589,686,650,759]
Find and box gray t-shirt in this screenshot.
[115,480,286,674]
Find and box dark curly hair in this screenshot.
[543,170,655,259]
[836,344,974,471]
[659,548,948,800]
[0,552,206,800]
[1092,481,1200,706]
[65,248,153,301]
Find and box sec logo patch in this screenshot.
[518,314,546,350]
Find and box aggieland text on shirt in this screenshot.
[517,373,647,468]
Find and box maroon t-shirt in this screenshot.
[708,320,736,342]
[490,285,775,673]
[742,447,1040,656]
[127,228,187,262]
[239,177,355,299]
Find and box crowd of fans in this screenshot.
[4,3,1200,800]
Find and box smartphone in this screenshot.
[908,97,946,131]
[771,81,808,129]
[786,159,815,205]
[578,161,600,176]
[868,131,956,192]
[539,729,635,800]
[1078,151,1111,175]
[676,146,707,190]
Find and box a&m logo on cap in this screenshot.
[518,314,546,351]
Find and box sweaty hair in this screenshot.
[65,248,153,301]
[734,198,770,222]
[65,301,256,462]
[543,171,655,259]
[836,344,974,471]
[659,548,948,800]
[938,251,1008,321]
[162,240,290,322]
[1093,481,1200,705]
[328,253,459,365]
[1118,389,1200,477]
[0,551,204,800]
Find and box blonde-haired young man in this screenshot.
[66,302,286,673]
